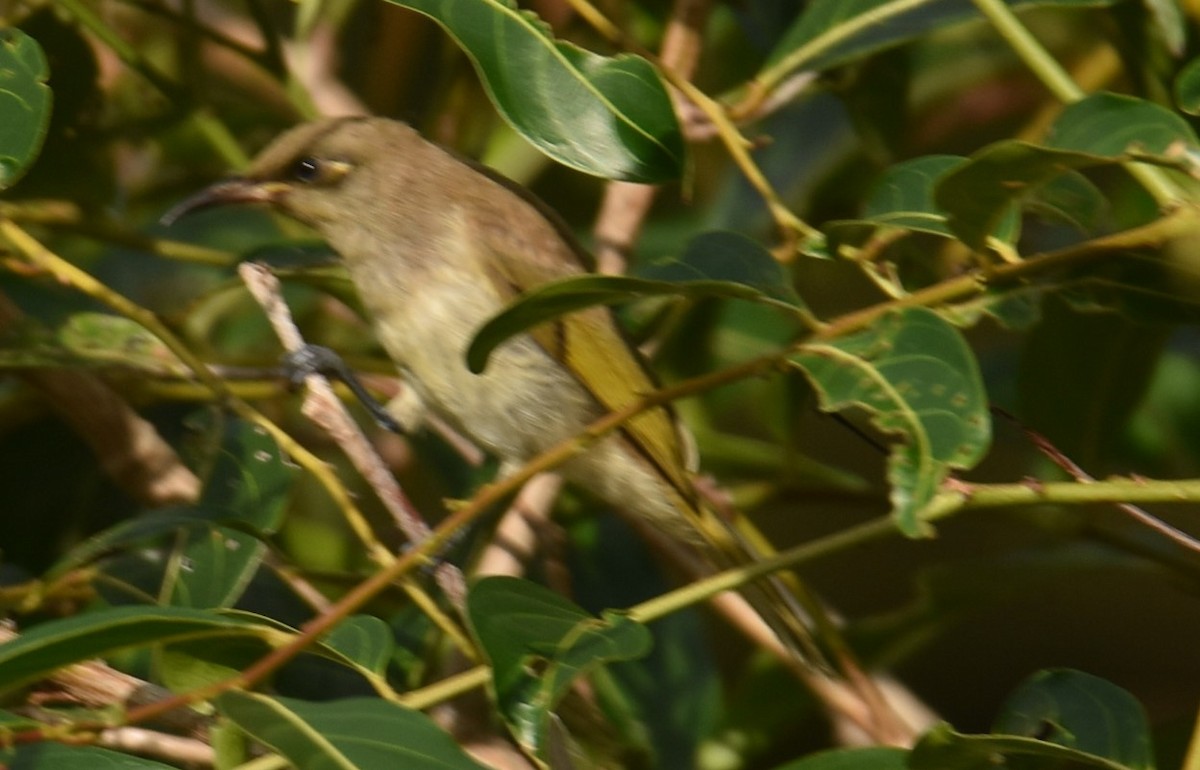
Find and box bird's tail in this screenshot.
[688,502,830,671]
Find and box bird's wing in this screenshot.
[483,242,700,513]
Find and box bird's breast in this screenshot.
[347,248,599,462]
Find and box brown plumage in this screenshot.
[168,117,820,665]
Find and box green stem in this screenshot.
[971,0,1083,102]
[922,476,1200,519]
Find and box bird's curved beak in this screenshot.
[160,178,288,226]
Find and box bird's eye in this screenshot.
[292,156,323,183]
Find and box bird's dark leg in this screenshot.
[281,344,403,433]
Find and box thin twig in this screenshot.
[995,407,1200,556]
[237,263,469,612]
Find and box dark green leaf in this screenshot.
[1046,91,1199,157]
[0,743,176,769]
[49,510,208,578]
[935,93,1199,247]
[383,0,682,182]
[467,231,803,372]
[934,142,1103,249]
[771,746,909,769]
[1174,54,1200,115]
[217,692,490,769]
[199,418,294,534]
[994,669,1154,770]
[467,576,652,759]
[0,606,267,692]
[911,723,1136,770]
[790,308,990,536]
[639,231,802,304]
[166,526,265,609]
[863,154,1019,242]
[0,28,52,190]
[1023,170,1108,234]
[1018,298,1166,465]
[322,616,395,677]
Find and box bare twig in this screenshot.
[995,407,1200,556]
[238,263,468,608]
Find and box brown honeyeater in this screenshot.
[167,117,819,665]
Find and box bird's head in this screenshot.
[162,117,423,230]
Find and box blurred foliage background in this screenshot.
[2,0,1200,768]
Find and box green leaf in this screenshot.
[1174,54,1200,116]
[757,0,1117,88]
[771,746,909,769]
[861,154,968,237]
[217,692,490,769]
[0,743,176,769]
[467,576,652,760]
[166,525,265,609]
[198,417,295,534]
[789,308,990,536]
[911,723,1138,770]
[934,93,1199,247]
[1023,169,1108,234]
[0,606,272,692]
[466,231,803,372]
[1144,0,1185,57]
[322,616,395,678]
[0,28,52,190]
[382,0,682,182]
[57,313,188,376]
[1046,91,1200,157]
[934,142,1104,249]
[49,510,208,578]
[863,154,1020,241]
[994,669,1154,770]
[640,231,803,305]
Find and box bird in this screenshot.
[165,116,820,666]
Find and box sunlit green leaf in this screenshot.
[383,0,682,182]
[218,692,490,769]
[0,28,51,189]
[790,308,990,536]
